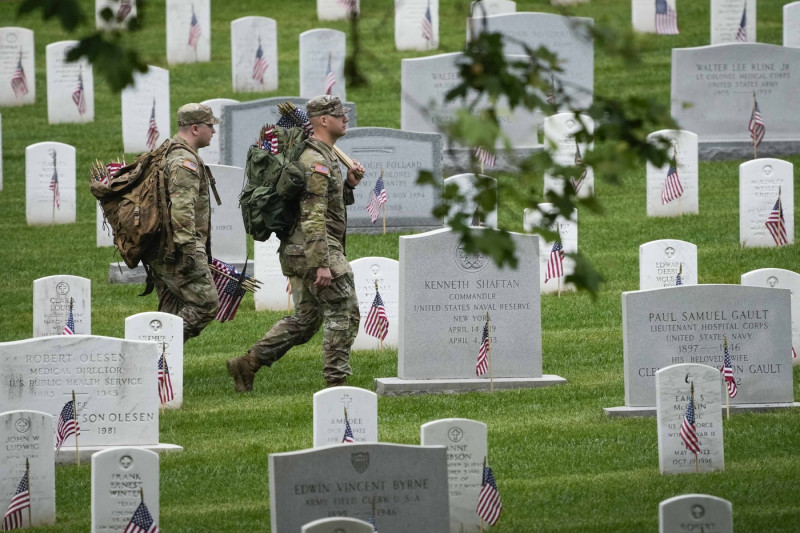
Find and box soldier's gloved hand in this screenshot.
[177,243,197,275]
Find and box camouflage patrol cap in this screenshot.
[177,103,221,126]
[306,95,351,118]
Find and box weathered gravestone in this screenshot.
[231,17,278,92]
[395,0,439,51]
[376,228,566,395]
[317,0,360,21]
[351,257,399,351]
[0,335,182,463]
[313,386,378,447]
[269,443,449,532]
[254,238,294,312]
[671,44,800,159]
[166,0,210,64]
[523,204,578,294]
[46,41,93,124]
[659,494,733,533]
[198,98,238,166]
[785,2,800,48]
[0,411,55,528]
[639,239,698,290]
[91,447,159,533]
[220,97,358,169]
[121,66,170,154]
[711,0,755,44]
[646,130,698,217]
[739,158,794,248]
[632,0,679,34]
[32,275,90,337]
[125,312,184,409]
[420,418,487,533]
[299,29,346,99]
[543,113,594,199]
[302,517,374,533]
[469,12,594,110]
[741,268,800,365]
[0,27,35,107]
[95,0,137,31]
[442,174,498,230]
[26,142,76,226]
[206,164,247,264]
[605,285,796,416]
[656,364,724,475]
[335,128,442,233]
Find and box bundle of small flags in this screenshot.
[258,124,279,154]
[90,158,126,186]
[209,259,262,323]
[276,101,315,137]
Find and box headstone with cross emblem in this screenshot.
[302,516,374,533]
[739,159,794,248]
[26,142,77,226]
[741,268,800,365]
[350,257,399,350]
[0,410,56,527]
[125,312,185,408]
[312,386,378,447]
[646,130,699,218]
[639,239,697,290]
[91,447,159,533]
[659,494,733,533]
[32,275,90,337]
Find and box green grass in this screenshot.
[1,0,799,531]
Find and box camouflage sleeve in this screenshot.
[168,156,201,246]
[300,168,330,268]
[343,186,354,206]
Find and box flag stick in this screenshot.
[690,382,698,474]
[752,92,758,160]
[374,280,384,352]
[557,276,562,298]
[381,167,386,235]
[486,312,494,394]
[26,457,32,527]
[724,335,730,420]
[479,456,487,532]
[72,389,80,465]
[160,343,167,415]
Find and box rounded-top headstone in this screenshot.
[25,142,77,226]
[659,493,733,533]
[302,516,374,533]
[91,447,159,533]
[312,386,378,447]
[32,274,90,337]
[351,257,399,350]
[741,268,800,365]
[0,27,35,106]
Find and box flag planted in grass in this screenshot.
[679,389,701,454]
[366,176,387,223]
[2,470,30,531]
[655,0,679,35]
[765,192,787,247]
[55,400,80,452]
[476,318,490,376]
[364,288,389,340]
[124,499,159,533]
[158,352,174,404]
[477,465,502,526]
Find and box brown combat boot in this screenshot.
[226,352,261,392]
[326,377,347,388]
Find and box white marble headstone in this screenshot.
[420,418,487,533]
[91,447,159,533]
[312,386,378,447]
[646,130,698,217]
[396,0,439,51]
[125,312,184,408]
[26,142,76,226]
[198,98,238,165]
[206,164,247,263]
[543,113,594,199]
[0,27,35,107]
[121,66,170,154]
[299,29,346,99]
[231,17,278,92]
[302,517,374,533]
[254,239,294,312]
[523,204,578,294]
[0,411,55,528]
[659,494,733,533]
[656,364,724,475]
[166,0,210,64]
[32,275,90,337]
[95,0,138,31]
[785,2,800,48]
[317,0,360,21]
[443,174,498,229]
[639,239,698,290]
[46,41,94,123]
[351,257,399,350]
[711,0,755,44]
[739,158,794,248]
[741,268,800,365]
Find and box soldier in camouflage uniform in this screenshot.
[144,103,220,342]
[227,95,365,391]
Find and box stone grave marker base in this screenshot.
[375,375,566,396]
[55,443,183,465]
[603,402,800,418]
[700,140,800,161]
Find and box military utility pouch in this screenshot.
[276,161,305,199]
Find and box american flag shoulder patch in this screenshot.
[182,159,198,172]
[313,163,330,175]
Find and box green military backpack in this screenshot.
[240,125,307,241]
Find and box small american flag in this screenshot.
[476,319,490,376]
[546,75,556,105]
[2,471,30,531]
[146,101,159,151]
[721,340,738,398]
[124,500,159,533]
[366,176,388,223]
[11,53,29,99]
[654,0,679,35]
[421,0,434,43]
[476,465,502,526]
[117,0,133,21]
[571,142,587,194]
[660,156,683,205]
[545,241,564,283]
[62,302,75,335]
[158,352,175,404]
[368,512,378,532]
[188,9,202,50]
[792,346,797,359]
[72,72,86,116]
[338,0,356,11]
[735,5,747,42]
[252,40,268,84]
[342,412,356,443]
[324,54,336,96]
[104,161,125,185]
[765,194,787,246]
[211,258,248,322]
[474,146,496,168]
[675,269,682,286]
[285,276,292,295]
[277,106,315,136]
[49,155,61,209]
[260,126,279,154]
[364,289,389,340]
[56,400,80,452]
[748,98,765,148]
[679,392,702,454]
[470,208,482,227]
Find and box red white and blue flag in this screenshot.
[366,176,387,223]
[571,142,587,194]
[721,340,738,398]
[735,5,747,42]
[325,54,336,96]
[252,40,268,84]
[188,9,202,50]
[72,72,86,116]
[49,156,61,209]
[545,241,564,283]
[146,101,159,151]
[211,259,248,322]
[655,0,679,35]
[765,194,787,246]
[11,52,29,99]
[338,0,356,12]
[158,352,174,404]
[117,0,133,22]
[2,470,30,531]
[421,0,434,43]
[62,303,75,335]
[679,394,702,454]
[661,156,683,205]
[56,400,80,452]
[474,146,496,168]
[476,465,502,526]
[364,289,389,341]
[342,413,355,443]
[124,500,159,533]
[748,98,765,147]
[476,319,490,376]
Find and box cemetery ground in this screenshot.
[1,0,799,530]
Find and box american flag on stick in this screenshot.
[342,408,355,443]
[211,258,249,322]
[366,176,388,223]
[364,286,389,341]
[252,39,268,84]
[660,153,683,205]
[765,190,787,247]
[474,146,496,168]
[124,499,159,533]
[188,8,202,50]
[158,350,175,404]
[146,101,159,151]
[680,383,702,455]
[117,0,133,22]
[476,463,503,526]
[11,51,29,99]
[721,336,738,399]
[654,0,679,35]
[675,264,683,286]
[55,399,80,452]
[421,0,434,43]
[338,0,356,12]
[748,95,765,149]
[324,54,336,96]
[62,298,75,335]
[571,141,587,194]
[545,240,564,284]
[476,316,490,376]
[49,152,61,209]
[72,72,86,116]
[735,5,747,42]
[2,467,30,532]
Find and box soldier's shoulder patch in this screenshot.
[182,159,198,172]
[313,163,330,175]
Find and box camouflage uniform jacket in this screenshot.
[166,134,213,257]
[284,137,354,269]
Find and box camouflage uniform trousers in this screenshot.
[146,253,220,342]
[248,248,360,383]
